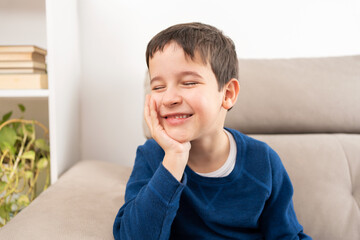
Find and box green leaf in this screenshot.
[4,202,12,212]
[13,121,21,131]
[18,104,26,113]
[25,124,34,134]
[17,125,24,136]
[17,195,30,207]
[0,205,8,219]
[35,139,50,152]
[0,126,17,147]
[37,158,48,170]
[21,151,35,161]
[0,141,16,156]
[0,126,17,156]
[24,171,34,179]
[18,161,24,169]
[0,181,7,192]
[1,111,12,124]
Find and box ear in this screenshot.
[222,78,240,110]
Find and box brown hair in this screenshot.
[146,22,238,90]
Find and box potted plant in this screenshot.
[0,104,50,227]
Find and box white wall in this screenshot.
[0,0,47,48]
[78,0,360,167]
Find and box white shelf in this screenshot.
[1,0,81,185]
[0,89,49,98]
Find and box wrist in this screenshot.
[162,152,189,182]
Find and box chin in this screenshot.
[166,128,192,143]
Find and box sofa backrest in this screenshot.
[226,55,360,134]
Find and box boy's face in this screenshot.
[148,42,227,143]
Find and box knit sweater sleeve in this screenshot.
[113,144,186,240]
[259,148,312,240]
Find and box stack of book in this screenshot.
[0,45,48,89]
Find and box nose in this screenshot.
[162,86,182,107]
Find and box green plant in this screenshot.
[0,104,50,227]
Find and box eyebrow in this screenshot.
[150,71,203,84]
[178,71,203,79]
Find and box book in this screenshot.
[0,68,46,74]
[0,74,48,89]
[0,52,46,62]
[0,45,47,55]
[0,61,46,70]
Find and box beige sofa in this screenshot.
[0,55,359,240]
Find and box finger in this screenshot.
[149,97,160,128]
[147,97,175,148]
[144,95,153,133]
[149,98,166,141]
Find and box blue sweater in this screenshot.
[113,128,312,239]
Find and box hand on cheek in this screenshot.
[144,94,191,154]
[144,94,191,181]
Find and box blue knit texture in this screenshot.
[113,128,312,240]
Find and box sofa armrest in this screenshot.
[0,160,131,240]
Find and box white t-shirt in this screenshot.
[196,129,237,178]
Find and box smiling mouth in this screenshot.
[164,114,193,119]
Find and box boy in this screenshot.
[113,22,311,240]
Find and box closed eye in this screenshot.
[152,86,165,91]
[183,82,198,86]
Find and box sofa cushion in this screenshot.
[251,133,360,240]
[226,55,360,134]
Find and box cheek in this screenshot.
[187,90,223,116]
[185,92,209,113]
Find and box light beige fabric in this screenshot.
[226,55,360,134]
[0,160,131,240]
[250,134,360,240]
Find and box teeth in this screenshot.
[164,114,192,119]
[174,115,189,119]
